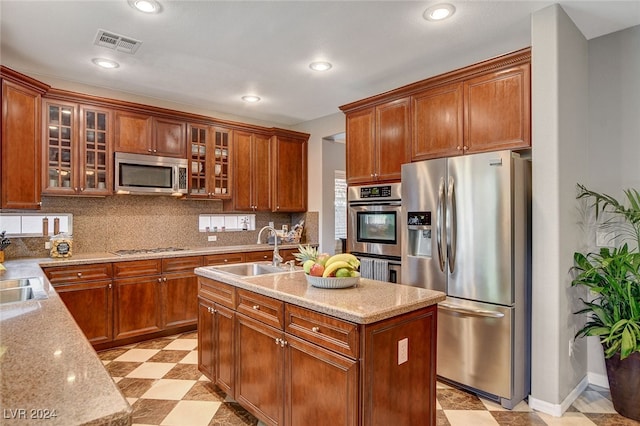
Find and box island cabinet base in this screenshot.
[197,276,438,426]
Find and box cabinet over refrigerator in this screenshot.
[401,150,531,409]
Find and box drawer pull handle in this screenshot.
[311,327,320,333]
[252,305,260,310]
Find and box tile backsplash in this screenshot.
[3,196,318,258]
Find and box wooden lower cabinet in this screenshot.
[114,274,163,340]
[54,280,113,345]
[198,276,437,426]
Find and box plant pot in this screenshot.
[605,351,640,421]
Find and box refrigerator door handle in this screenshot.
[446,176,457,273]
[439,302,505,318]
[436,178,445,272]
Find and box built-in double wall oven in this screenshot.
[347,183,402,283]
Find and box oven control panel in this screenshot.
[360,185,392,198]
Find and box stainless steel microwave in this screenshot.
[114,152,188,195]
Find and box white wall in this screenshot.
[321,139,346,255]
[530,4,590,415]
[585,25,640,381]
[293,112,345,253]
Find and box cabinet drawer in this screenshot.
[162,256,203,273]
[199,277,235,309]
[203,253,245,266]
[113,259,162,278]
[245,251,272,262]
[45,263,113,285]
[285,304,359,359]
[236,289,284,329]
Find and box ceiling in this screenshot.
[1,1,639,127]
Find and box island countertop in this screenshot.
[0,259,132,426]
[195,266,446,324]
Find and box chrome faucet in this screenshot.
[256,226,283,267]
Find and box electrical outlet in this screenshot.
[269,221,274,228]
[44,241,51,249]
[208,236,217,242]
[398,338,408,365]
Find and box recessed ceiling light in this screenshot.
[423,3,456,21]
[242,95,261,103]
[309,61,332,72]
[129,0,161,14]
[91,58,120,69]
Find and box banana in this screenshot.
[325,253,360,269]
[322,260,354,278]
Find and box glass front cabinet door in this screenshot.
[188,124,231,199]
[43,101,112,195]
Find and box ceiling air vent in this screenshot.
[94,29,142,54]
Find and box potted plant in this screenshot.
[571,184,640,421]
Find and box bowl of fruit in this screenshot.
[294,245,360,289]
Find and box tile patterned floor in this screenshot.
[98,332,640,426]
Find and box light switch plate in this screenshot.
[208,236,217,242]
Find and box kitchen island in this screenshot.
[195,265,445,426]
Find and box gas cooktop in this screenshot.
[112,247,187,256]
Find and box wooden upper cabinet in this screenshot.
[272,136,307,212]
[232,131,271,211]
[345,108,375,185]
[115,110,186,158]
[464,63,531,154]
[345,98,409,185]
[187,123,232,199]
[1,79,43,209]
[375,98,410,181]
[412,82,464,161]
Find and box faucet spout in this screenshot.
[256,226,283,267]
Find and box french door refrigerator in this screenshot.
[401,150,531,409]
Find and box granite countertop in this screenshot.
[37,243,304,267]
[0,259,132,425]
[195,266,446,324]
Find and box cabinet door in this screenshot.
[412,82,463,161]
[253,134,272,211]
[375,98,410,182]
[232,131,253,210]
[43,100,77,194]
[114,275,162,340]
[464,64,531,154]
[198,297,215,380]
[153,117,186,157]
[79,105,112,194]
[235,313,284,426]
[1,80,42,209]
[210,127,232,198]
[215,303,235,395]
[55,280,113,345]
[345,108,375,185]
[114,110,152,154]
[163,271,199,329]
[273,136,307,212]
[188,123,208,197]
[285,335,358,426]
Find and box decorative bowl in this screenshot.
[305,274,359,289]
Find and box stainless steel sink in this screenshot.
[210,262,290,277]
[0,277,48,305]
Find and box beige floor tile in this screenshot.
[141,379,197,400]
[127,362,176,379]
[114,349,160,362]
[480,398,532,412]
[179,350,198,364]
[572,390,617,413]
[160,400,221,426]
[444,410,500,426]
[163,339,197,351]
[127,397,138,405]
[536,411,598,425]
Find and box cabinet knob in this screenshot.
[163,277,167,282]
[148,149,152,152]
[77,272,82,278]
[463,146,468,151]
[158,278,162,283]
[80,187,85,192]
[456,145,462,150]
[108,283,112,289]
[252,305,260,310]
[311,326,320,333]
[153,149,157,153]
[223,259,228,263]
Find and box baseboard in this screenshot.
[528,375,589,417]
[587,371,609,389]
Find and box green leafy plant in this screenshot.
[572,184,640,359]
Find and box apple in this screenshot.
[316,253,331,266]
[336,268,352,278]
[303,259,315,274]
[309,263,325,277]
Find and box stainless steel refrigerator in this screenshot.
[401,150,531,409]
